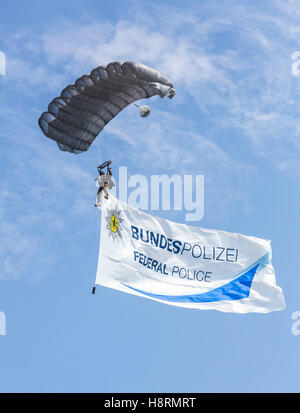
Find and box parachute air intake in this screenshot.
[38,61,175,154]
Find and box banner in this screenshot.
[95,195,285,313]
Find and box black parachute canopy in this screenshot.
[38,61,176,154]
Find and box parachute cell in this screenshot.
[38,61,176,154]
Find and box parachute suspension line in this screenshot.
[93,129,102,159]
[96,137,101,159]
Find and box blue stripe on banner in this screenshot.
[121,252,271,303]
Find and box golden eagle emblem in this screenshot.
[105,206,123,241]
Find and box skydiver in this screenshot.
[94,166,115,207]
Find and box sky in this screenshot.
[0,0,300,392]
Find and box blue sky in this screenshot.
[1,0,300,392]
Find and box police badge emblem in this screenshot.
[105,206,124,241]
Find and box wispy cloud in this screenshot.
[1,1,300,278]
[4,4,296,175]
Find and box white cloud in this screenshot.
[26,7,300,177]
[1,1,300,278]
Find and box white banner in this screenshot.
[95,195,285,313]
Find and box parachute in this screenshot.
[38,61,176,154]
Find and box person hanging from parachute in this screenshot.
[94,160,115,207]
[37,61,175,207]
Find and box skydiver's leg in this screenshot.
[104,187,109,200]
[95,187,104,207]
